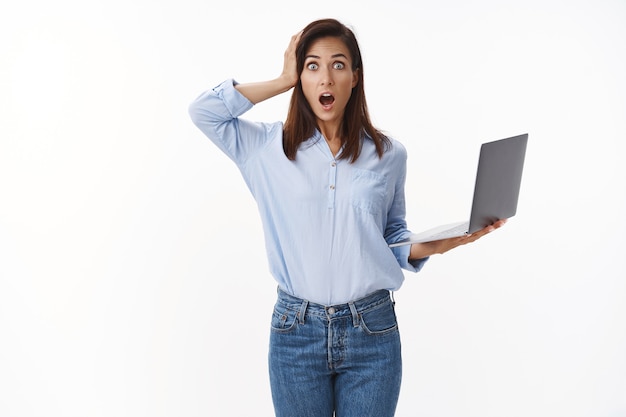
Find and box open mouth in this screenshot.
[319,93,335,107]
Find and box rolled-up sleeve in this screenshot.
[189,79,273,165]
[384,142,429,273]
[394,244,429,273]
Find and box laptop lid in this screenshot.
[467,133,528,233]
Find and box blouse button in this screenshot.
[330,185,335,190]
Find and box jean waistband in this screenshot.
[276,287,393,324]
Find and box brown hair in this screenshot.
[283,19,391,162]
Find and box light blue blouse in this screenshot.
[189,79,427,305]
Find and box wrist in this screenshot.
[409,241,439,260]
[277,73,298,92]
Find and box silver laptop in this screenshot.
[389,133,528,247]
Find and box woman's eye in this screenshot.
[307,63,319,70]
[333,62,345,70]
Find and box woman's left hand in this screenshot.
[409,219,507,259]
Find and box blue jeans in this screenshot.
[269,288,402,417]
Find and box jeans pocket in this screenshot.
[359,302,398,335]
[270,306,299,333]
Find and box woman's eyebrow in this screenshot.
[305,53,348,60]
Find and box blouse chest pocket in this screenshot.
[350,169,388,215]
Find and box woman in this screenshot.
[189,18,504,417]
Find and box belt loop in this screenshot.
[298,299,308,325]
[348,302,359,327]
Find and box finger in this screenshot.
[292,30,303,44]
[492,219,507,228]
[466,227,492,242]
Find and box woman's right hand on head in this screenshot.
[233,31,302,104]
[281,31,302,88]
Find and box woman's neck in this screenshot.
[318,123,343,156]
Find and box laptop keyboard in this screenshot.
[427,222,469,241]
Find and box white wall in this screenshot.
[1,0,625,416]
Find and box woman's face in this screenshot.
[300,36,359,130]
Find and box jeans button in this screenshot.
[327,307,336,315]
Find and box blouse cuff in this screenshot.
[393,244,429,273]
[212,79,254,118]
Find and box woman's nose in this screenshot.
[320,68,334,86]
